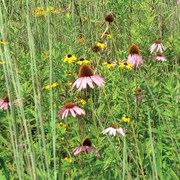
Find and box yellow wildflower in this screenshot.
[45,82,58,90]
[95,41,106,49]
[0,41,9,45]
[118,62,132,70]
[77,58,90,65]
[0,61,6,64]
[101,32,111,38]
[63,54,77,64]
[80,99,87,105]
[102,62,114,68]
[122,115,130,123]
[32,7,47,17]
[61,137,65,141]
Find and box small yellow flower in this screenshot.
[118,62,132,70]
[63,157,68,161]
[43,50,50,59]
[57,122,66,128]
[61,137,65,141]
[122,115,130,123]
[69,158,74,163]
[102,62,114,68]
[77,58,90,65]
[0,41,9,45]
[45,85,51,90]
[66,73,72,77]
[63,54,77,64]
[47,6,60,14]
[68,82,72,86]
[95,41,106,49]
[101,32,111,38]
[45,82,58,90]
[80,99,87,105]
[52,82,58,87]
[32,7,47,17]
[0,61,6,64]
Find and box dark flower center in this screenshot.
[64,102,75,108]
[157,52,162,56]
[135,87,142,93]
[3,96,9,102]
[124,62,128,65]
[79,58,85,61]
[107,62,111,64]
[129,44,140,54]
[111,124,116,128]
[83,138,92,146]
[105,14,115,23]
[154,40,162,44]
[78,65,94,77]
[68,54,72,58]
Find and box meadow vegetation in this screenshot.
[0,0,180,179]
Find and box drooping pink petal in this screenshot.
[73,146,83,156]
[69,108,76,117]
[72,78,83,89]
[150,44,156,54]
[102,127,112,135]
[117,128,125,136]
[62,109,69,119]
[93,75,105,84]
[81,77,89,89]
[3,103,8,110]
[73,106,85,115]
[58,108,66,115]
[85,77,94,89]
[0,100,4,105]
[85,146,96,153]
[13,99,19,104]
[91,75,104,87]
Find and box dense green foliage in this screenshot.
[0,0,179,179]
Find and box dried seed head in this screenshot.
[83,138,92,146]
[129,44,140,54]
[3,96,9,102]
[154,40,162,44]
[134,87,142,93]
[92,45,101,53]
[64,102,75,108]
[105,14,115,23]
[78,65,94,77]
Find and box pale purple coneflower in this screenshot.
[58,102,85,119]
[127,44,143,68]
[150,40,164,54]
[72,64,105,91]
[0,96,19,111]
[102,124,125,136]
[73,138,100,157]
[154,52,167,62]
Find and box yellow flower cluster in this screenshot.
[77,58,90,65]
[118,62,132,70]
[45,82,58,90]
[95,41,106,49]
[122,115,130,123]
[32,6,60,17]
[102,62,115,69]
[63,157,74,163]
[0,41,9,45]
[57,122,66,129]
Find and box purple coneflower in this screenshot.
[58,102,85,119]
[72,65,105,91]
[154,52,167,62]
[150,40,164,54]
[73,138,100,157]
[0,96,19,111]
[102,124,125,136]
[134,86,143,103]
[127,44,143,68]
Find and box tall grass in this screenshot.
[0,0,179,179]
